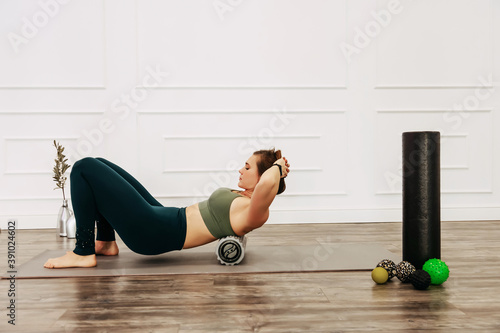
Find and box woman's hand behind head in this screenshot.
[274,157,290,178]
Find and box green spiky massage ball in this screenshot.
[422,258,449,285]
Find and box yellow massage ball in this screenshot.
[371,267,389,284]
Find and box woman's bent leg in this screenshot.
[93,157,162,242]
[96,213,116,242]
[70,157,186,256]
[95,157,163,207]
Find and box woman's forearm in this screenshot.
[257,165,281,194]
[245,157,288,229]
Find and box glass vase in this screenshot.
[66,212,76,239]
[57,200,70,237]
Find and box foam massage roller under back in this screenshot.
[216,235,247,265]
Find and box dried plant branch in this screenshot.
[53,140,71,201]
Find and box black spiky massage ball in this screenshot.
[410,269,431,290]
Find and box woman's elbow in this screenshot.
[245,211,269,232]
[243,219,266,234]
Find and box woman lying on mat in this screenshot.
[44,148,289,268]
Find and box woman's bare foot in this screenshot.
[44,251,97,269]
[95,240,119,256]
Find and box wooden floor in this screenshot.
[1,221,499,332]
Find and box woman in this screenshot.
[44,148,289,268]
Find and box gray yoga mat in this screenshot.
[4,243,399,279]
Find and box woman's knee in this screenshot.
[71,157,100,176]
[95,157,108,164]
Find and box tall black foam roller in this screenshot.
[402,131,441,269]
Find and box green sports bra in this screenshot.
[198,187,242,239]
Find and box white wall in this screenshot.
[1,0,499,229]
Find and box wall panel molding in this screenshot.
[3,137,78,175]
[0,110,105,115]
[375,0,493,88]
[0,0,107,88]
[375,108,494,195]
[138,109,347,114]
[136,0,348,89]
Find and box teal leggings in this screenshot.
[70,157,186,256]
